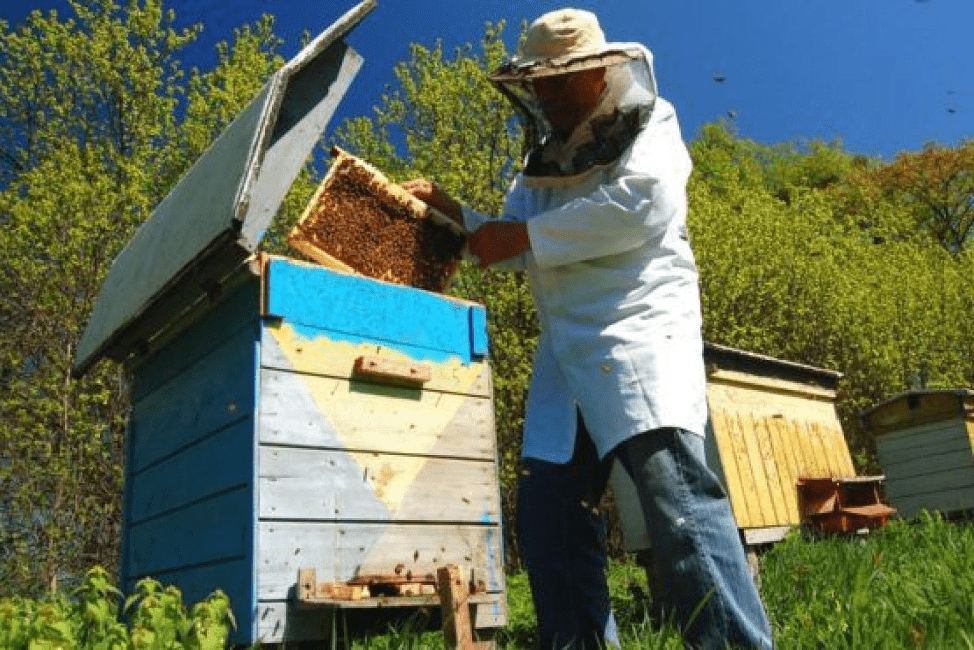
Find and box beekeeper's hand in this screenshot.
[468,222,530,268]
[400,178,463,224]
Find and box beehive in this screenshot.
[72,3,506,644]
[614,343,857,550]
[861,389,974,518]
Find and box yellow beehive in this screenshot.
[614,343,856,550]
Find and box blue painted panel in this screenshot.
[469,305,488,358]
[129,325,257,473]
[265,258,475,363]
[130,280,260,401]
[124,558,254,646]
[126,487,251,578]
[128,419,253,524]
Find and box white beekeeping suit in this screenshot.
[461,42,707,464]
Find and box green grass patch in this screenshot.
[761,511,974,649]
[3,512,973,648]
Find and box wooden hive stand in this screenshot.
[297,565,496,649]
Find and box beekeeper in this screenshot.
[404,8,772,650]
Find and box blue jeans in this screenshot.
[517,417,773,649]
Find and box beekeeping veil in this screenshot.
[489,8,658,178]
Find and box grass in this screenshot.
[340,512,974,649]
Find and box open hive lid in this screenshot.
[72,0,376,377]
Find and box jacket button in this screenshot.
[600,362,612,373]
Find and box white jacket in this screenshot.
[463,97,707,463]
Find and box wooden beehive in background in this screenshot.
[703,343,857,545]
[614,343,857,552]
[861,389,974,518]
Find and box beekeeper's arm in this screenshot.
[400,178,527,271]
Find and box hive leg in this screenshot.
[437,564,494,650]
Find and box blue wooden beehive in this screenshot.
[72,2,506,644]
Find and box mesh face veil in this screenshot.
[489,46,659,178]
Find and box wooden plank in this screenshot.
[128,326,257,473]
[238,42,364,249]
[127,487,251,578]
[875,418,958,446]
[264,258,483,363]
[782,419,809,478]
[124,558,254,647]
[762,417,800,524]
[751,415,790,525]
[737,413,773,528]
[258,446,500,523]
[793,420,827,477]
[128,280,259,401]
[438,565,478,650]
[888,485,974,519]
[129,419,253,524]
[258,369,496,460]
[256,522,505,600]
[706,378,840,429]
[255,596,506,644]
[261,322,491,397]
[804,422,835,477]
[772,418,806,521]
[876,424,968,465]
[882,444,974,478]
[705,369,836,400]
[804,422,832,476]
[74,80,274,373]
[767,417,801,524]
[884,466,974,501]
[742,525,792,546]
[720,410,762,527]
[708,411,751,527]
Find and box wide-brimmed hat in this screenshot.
[490,8,639,81]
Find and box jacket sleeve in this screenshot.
[459,177,529,272]
[526,101,692,269]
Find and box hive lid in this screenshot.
[859,389,974,433]
[73,0,376,377]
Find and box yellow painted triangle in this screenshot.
[268,324,480,513]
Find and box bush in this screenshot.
[0,567,233,650]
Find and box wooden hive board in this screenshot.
[288,147,467,292]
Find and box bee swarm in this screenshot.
[289,156,465,292]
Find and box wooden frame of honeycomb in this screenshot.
[288,147,467,292]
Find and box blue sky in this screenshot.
[2,0,972,159]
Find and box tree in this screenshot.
[689,126,974,467]
[867,141,974,255]
[0,1,287,596]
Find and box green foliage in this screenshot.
[0,566,233,649]
[688,123,974,466]
[852,140,974,255]
[0,1,287,597]
[761,513,974,648]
